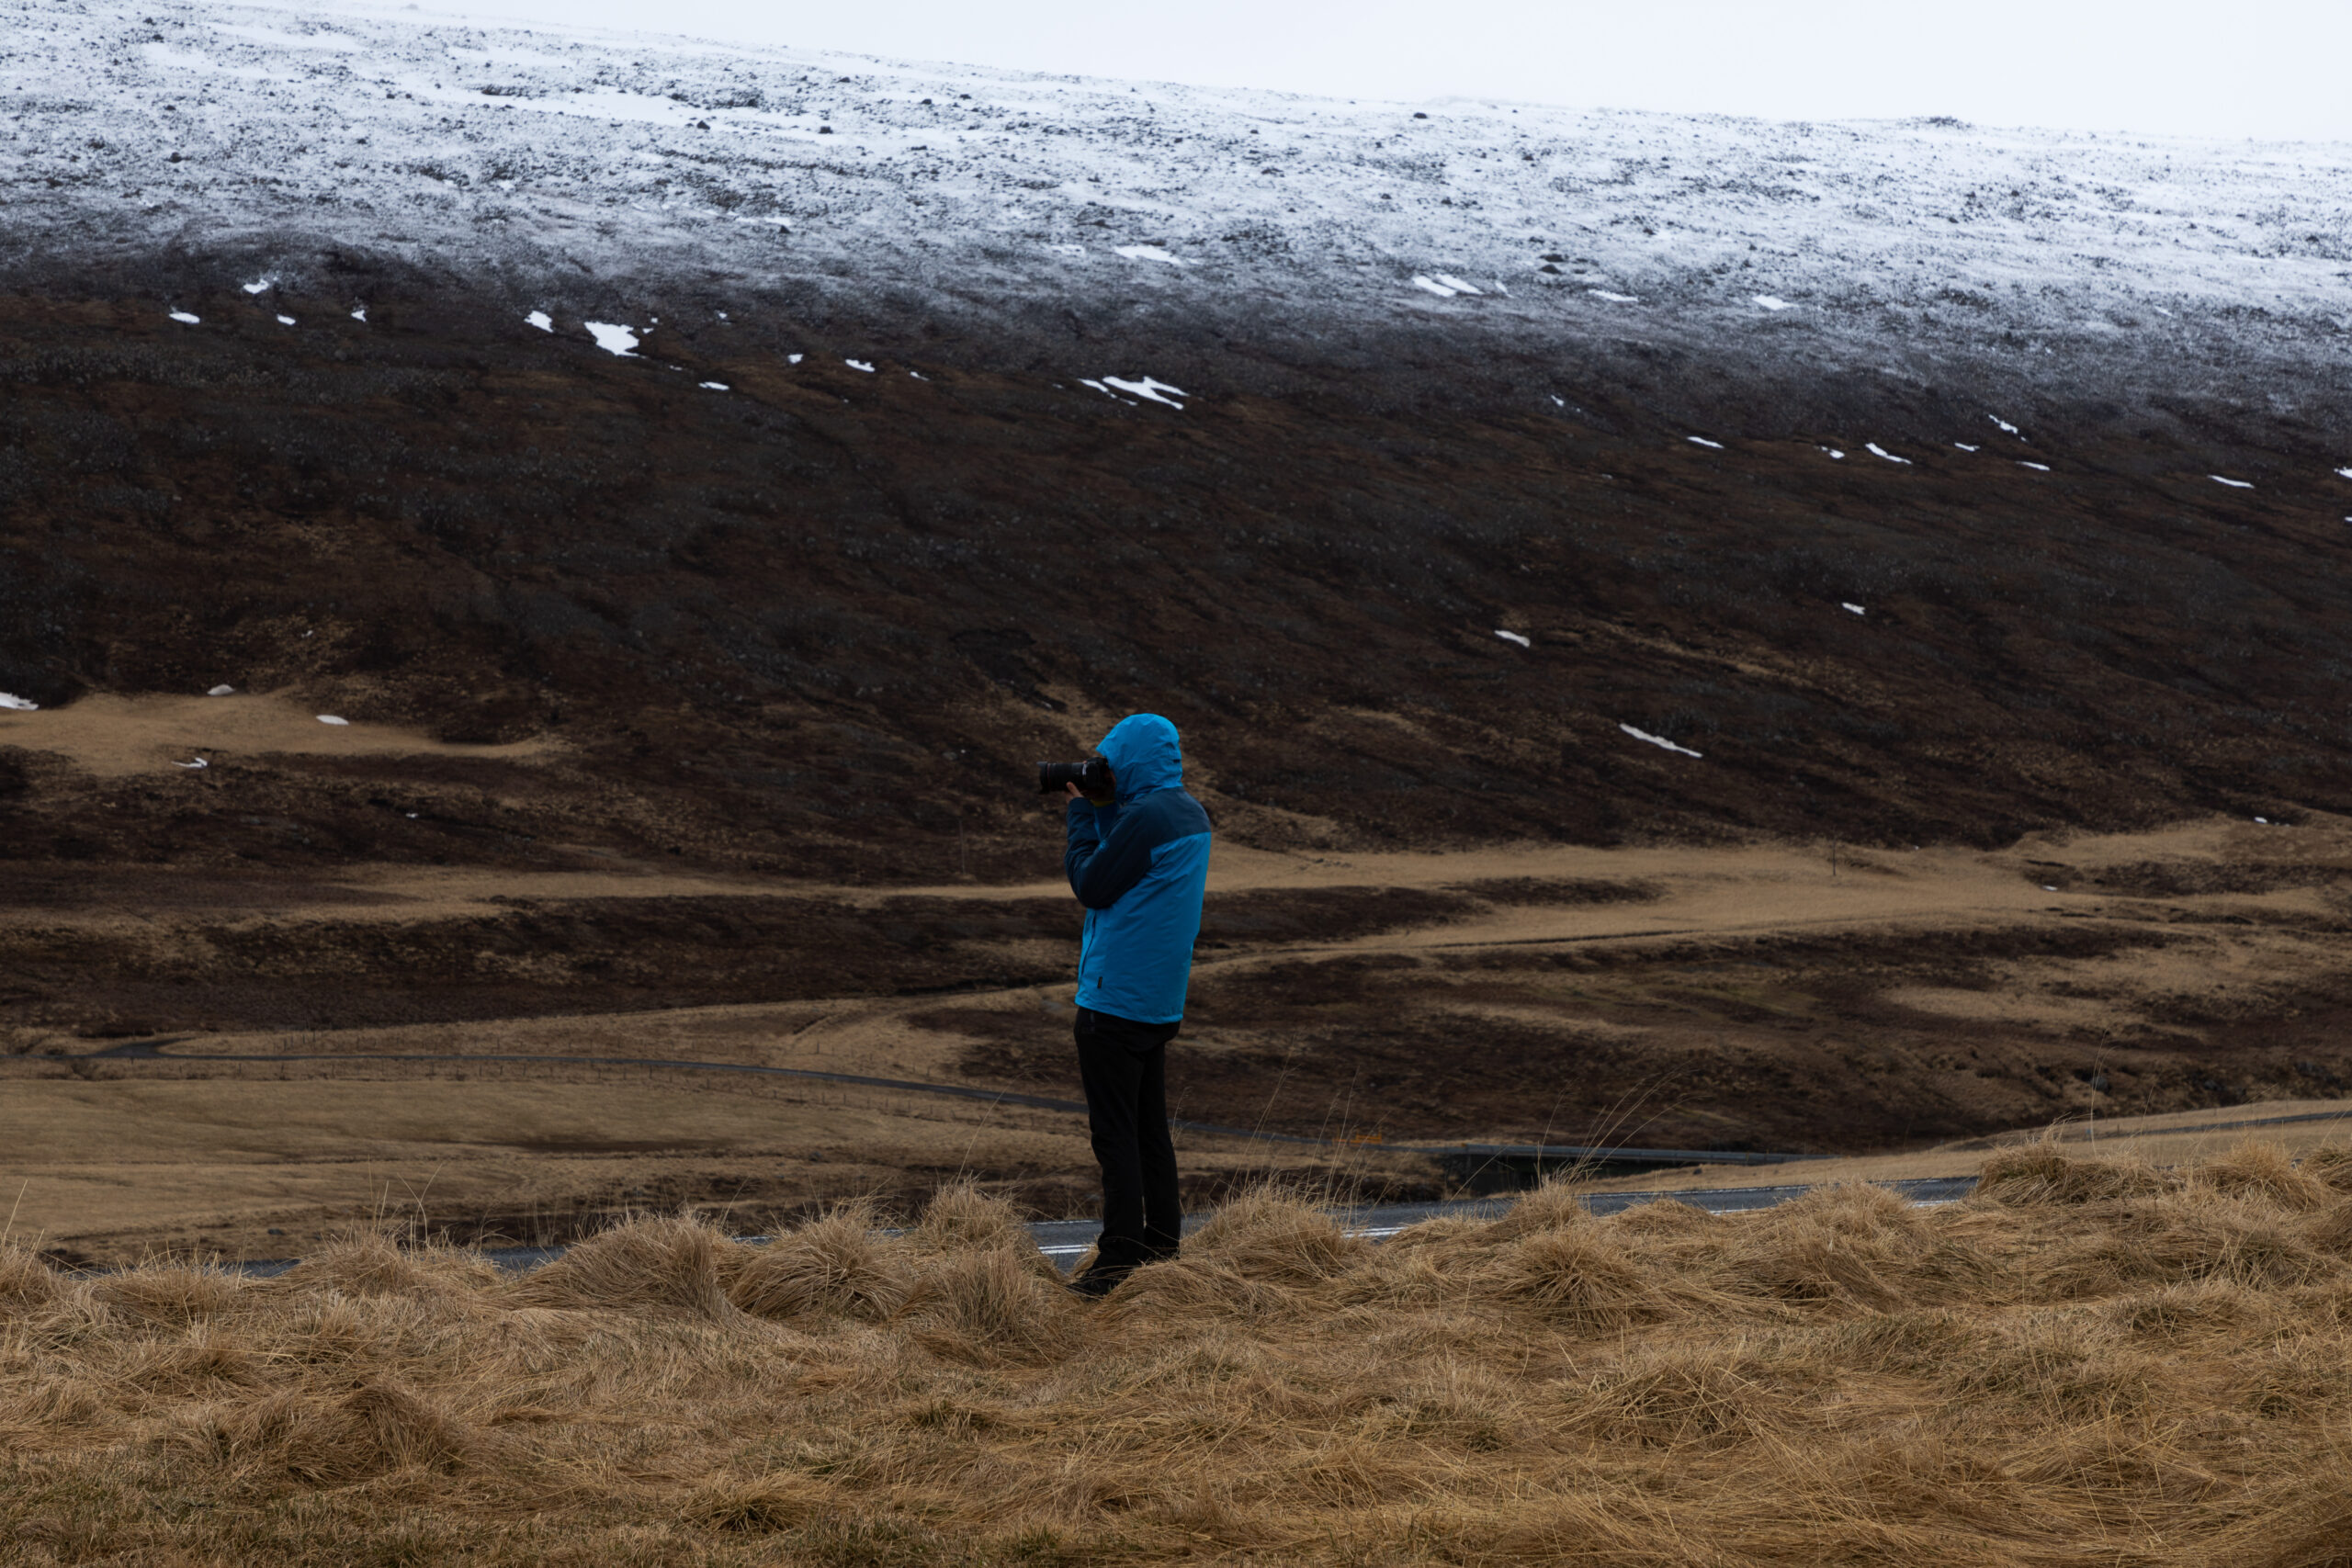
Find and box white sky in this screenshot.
[406,0,2352,142]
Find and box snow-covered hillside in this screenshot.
[6,0,2349,402]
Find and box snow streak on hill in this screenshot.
[6,0,2351,400]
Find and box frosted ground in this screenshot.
[6,0,2349,410]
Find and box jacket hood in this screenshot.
[1097,713,1183,802]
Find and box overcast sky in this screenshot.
[405,0,2351,142]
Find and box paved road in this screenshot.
[85,1033,2336,1280]
[223,1175,1981,1279]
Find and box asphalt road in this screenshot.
[220,1176,1983,1279]
[84,1035,2343,1279]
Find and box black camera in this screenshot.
[1037,757,1114,796]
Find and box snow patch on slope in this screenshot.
[1102,376,1185,408]
[1621,723,1702,759]
[583,321,639,356]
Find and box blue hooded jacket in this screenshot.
[1064,713,1213,1027]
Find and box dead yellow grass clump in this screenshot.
[10,1154,2352,1564]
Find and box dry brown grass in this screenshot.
[9,1148,2352,1565]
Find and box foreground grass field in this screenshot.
[7,1141,2352,1566]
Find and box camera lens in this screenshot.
[1036,760,1111,795]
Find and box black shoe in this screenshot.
[1067,1263,1131,1299]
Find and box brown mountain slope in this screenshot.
[4,282,2350,890]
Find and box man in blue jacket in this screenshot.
[1060,712,1213,1298]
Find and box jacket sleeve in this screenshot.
[1066,798,1157,910]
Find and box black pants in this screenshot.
[1073,1007,1182,1269]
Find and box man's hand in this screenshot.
[1066,763,1114,806]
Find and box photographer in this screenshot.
[1055,713,1213,1298]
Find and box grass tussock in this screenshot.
[505,1212,738,1319]
[721,1199,913,1325]
[8,1145,2352,1564]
